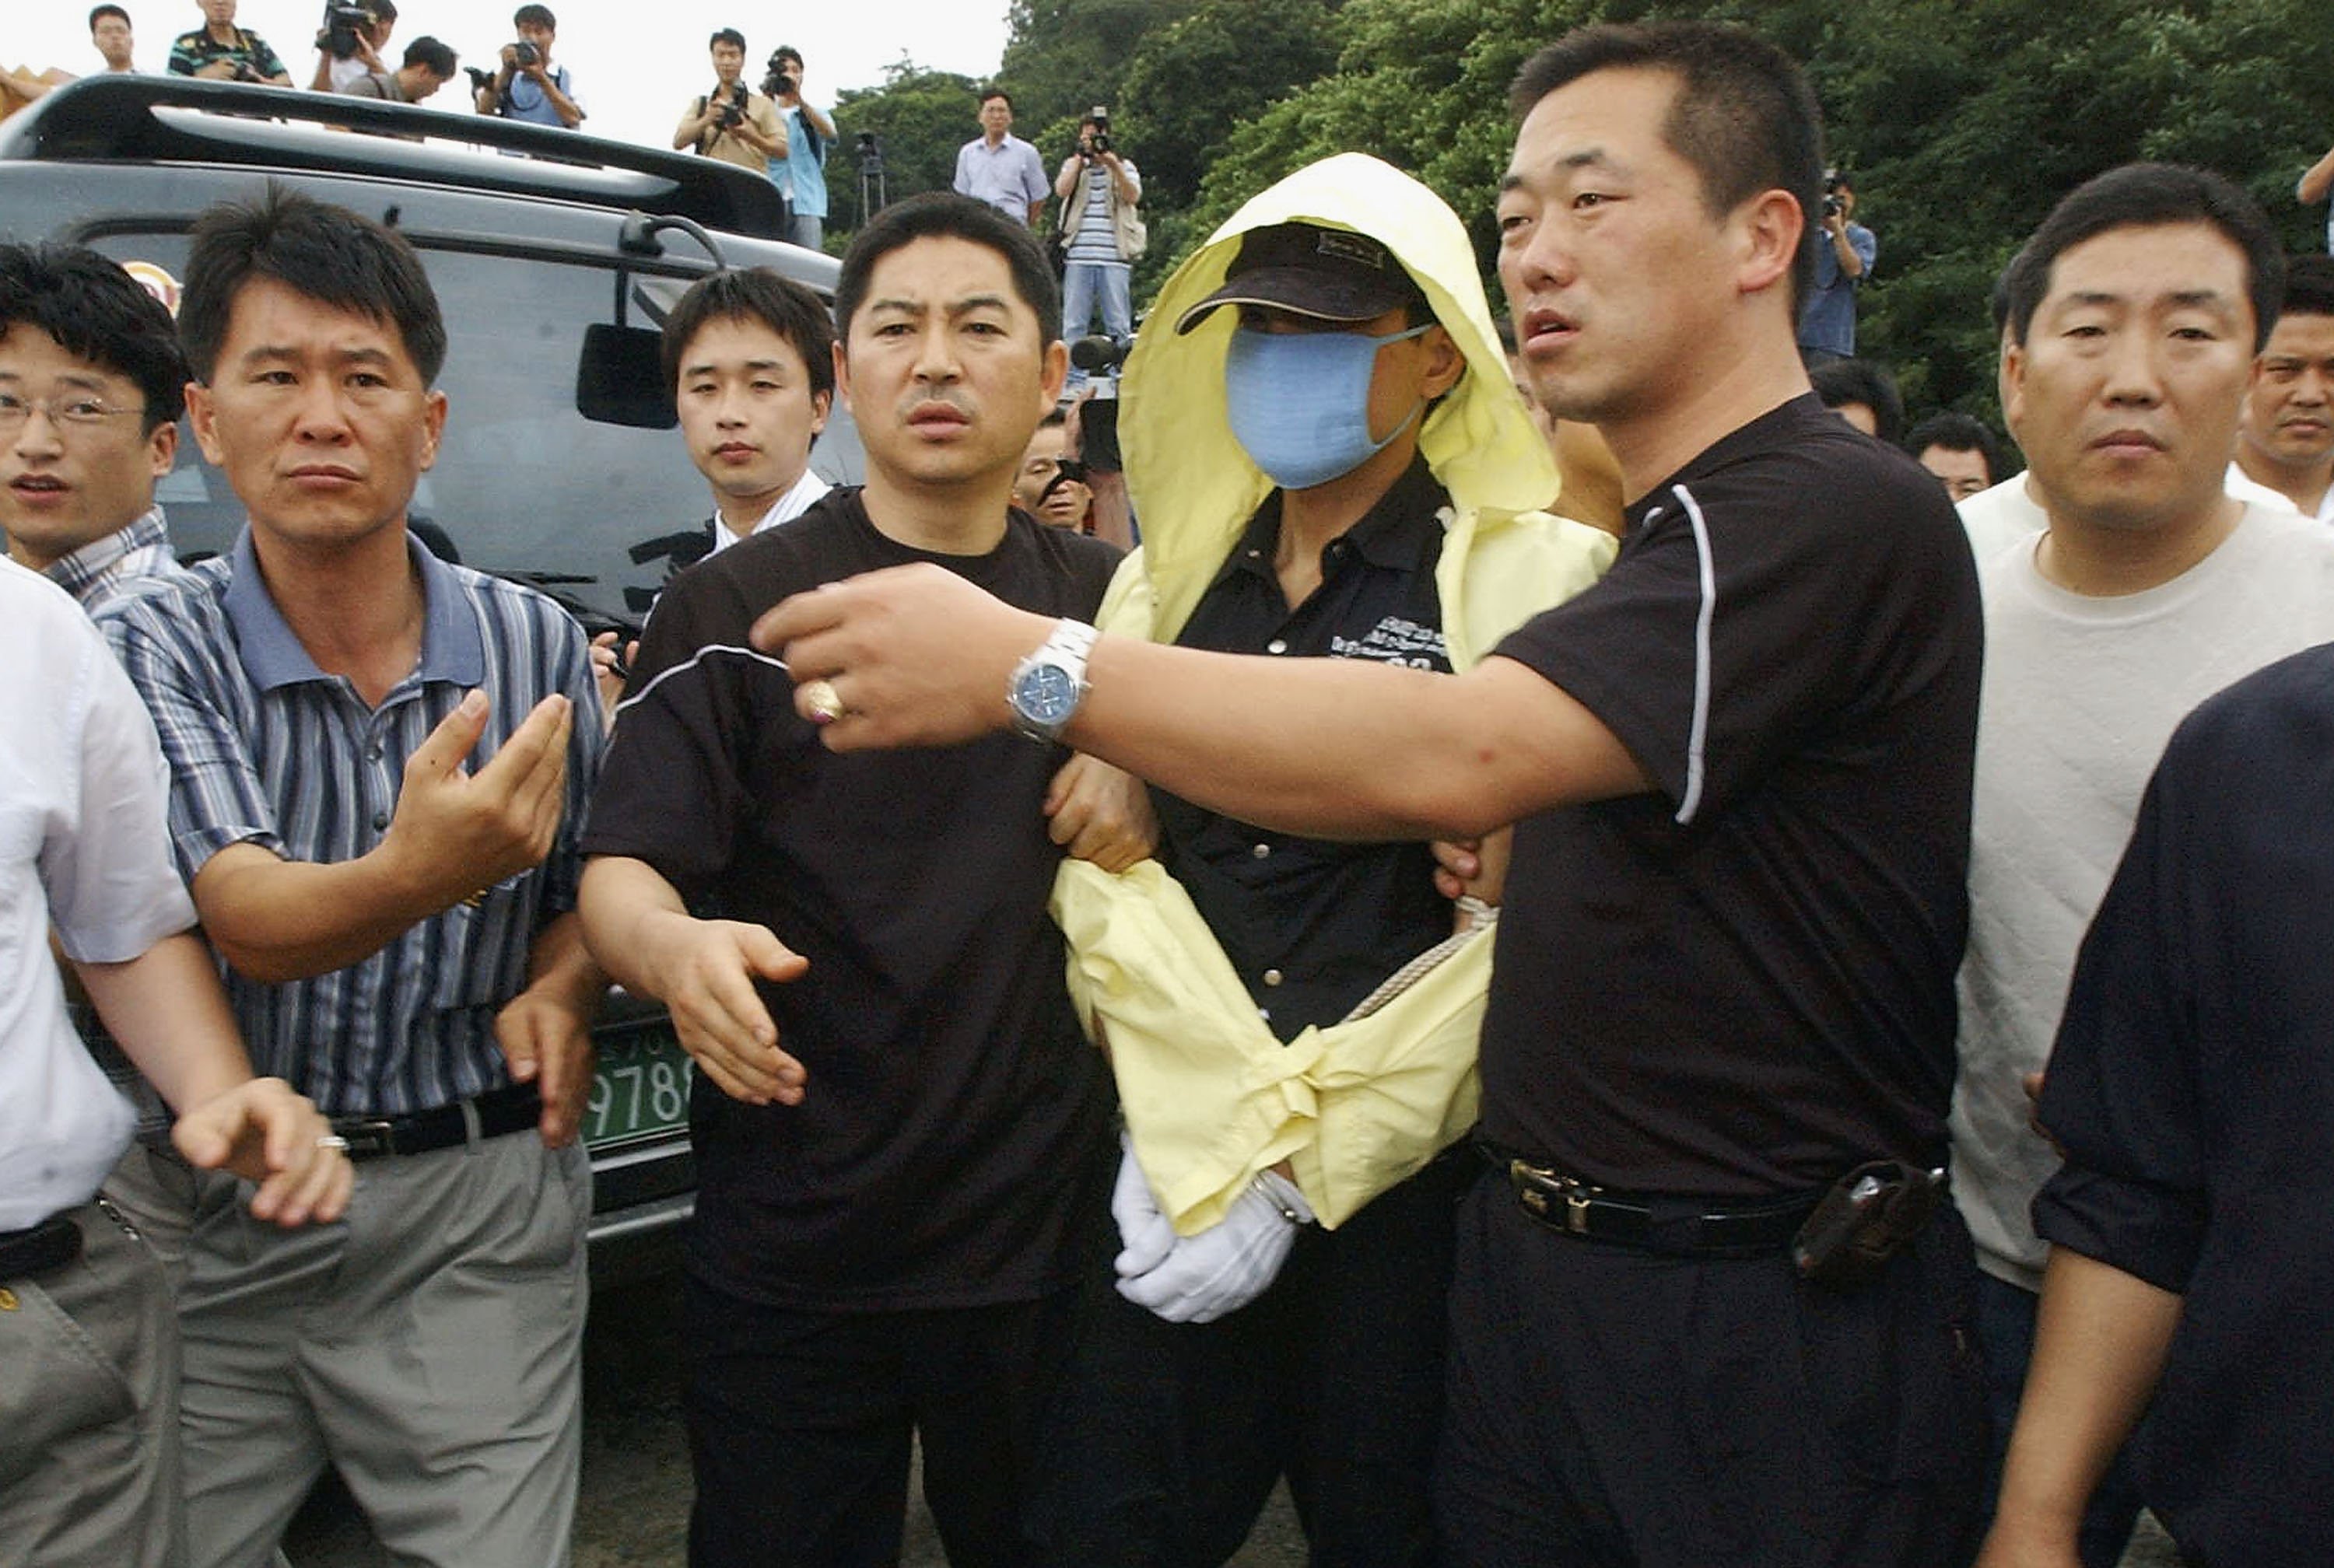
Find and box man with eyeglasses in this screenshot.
[0,245,187,611]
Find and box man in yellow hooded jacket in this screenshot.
[1028,154,1613,1566]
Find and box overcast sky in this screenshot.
[12,1,1011,151]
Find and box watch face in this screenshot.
[1015,663,1081,726]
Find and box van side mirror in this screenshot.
[576,322,675,429]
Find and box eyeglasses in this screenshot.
[0,392,147,432]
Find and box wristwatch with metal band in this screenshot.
[1007,618,1099,743]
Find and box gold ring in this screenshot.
[316,1134,350,1153]
[802,679,844,725]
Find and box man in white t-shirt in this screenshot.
[2231,253,2334,522]
[1952,163,2334,1568]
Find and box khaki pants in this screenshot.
[179,1131,590,1568]
[0,1199,184,1567]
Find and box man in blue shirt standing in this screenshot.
[767,46,834,251]
[474,3,581,129]
[953,89,1049,228]
[1796,169,1874,365]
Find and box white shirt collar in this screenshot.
[703,467,834,556]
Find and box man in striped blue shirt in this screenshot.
[103,188,607,1566]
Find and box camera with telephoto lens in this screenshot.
[321,3,373,59]
[1821,169,1845,220]
[761,51,800,100]
[1085,105,1111,156]
[509,38,541,69]
[711,84,747,131]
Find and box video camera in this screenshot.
[1069,334,1129,376]
[761,50,801,100]
[321,3,374,60]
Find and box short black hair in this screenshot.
[89,5,130,30]
[834,192,1060,348]
[980,89,1012,110]
[661,268,836,404]
[709,28,745,54]
[772,46,803,71]
[402,36,455,76]
[2278,253,2334,322]
[512,5,555,31]
[1036,408,1068,432]
[1510,20,1826,315]
[1809,356,1904,444]
[0,243,188,432]
[1989,249,2021,338]
[180,187,447,385]
[369,0,398,23]
[2003,163,2282,352]
[1903,411,1999,480]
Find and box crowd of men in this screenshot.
[2,5,841,250]
[7,12,2334,1568]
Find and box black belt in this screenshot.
[331,1082,542,1160]
[0,1213,82,1281]
[1476,1139,1821,1258]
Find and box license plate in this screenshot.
[586,1024,695,1148]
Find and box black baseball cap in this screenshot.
[1174,222,1427,334]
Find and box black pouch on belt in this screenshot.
[1791,1161,1941,1290]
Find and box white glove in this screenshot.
[1114,1169,1313,1325]
[1110,1136,1176,1278]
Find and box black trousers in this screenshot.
[1436,1169,1989,1568]
[682,1272,1078,1568]
[1026,1148,1472,1568]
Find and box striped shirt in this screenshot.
[1064,163,1129,267]
[48,507,189,615]
[47,507,192,1139]
[103,529,605,1117]
[166,25,287,82]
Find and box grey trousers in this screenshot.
[103,1139,202,1292]
[179,1130,590,1568]
[0,1197,184,1567]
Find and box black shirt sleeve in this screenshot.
[1494,401,1970,823]
[2033,708,2212,1294]
[581,557,769,899]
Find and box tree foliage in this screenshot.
[825,0,2334,431]
[821,61,987,232]
[997,0,1201,136]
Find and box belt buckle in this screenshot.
[333,1118,398,1158]
[1509,1158,1600,1236]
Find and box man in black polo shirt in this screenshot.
[576,193,1136,1568]
[755,20,1988,1567]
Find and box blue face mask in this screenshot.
[1224,322,1434,491]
